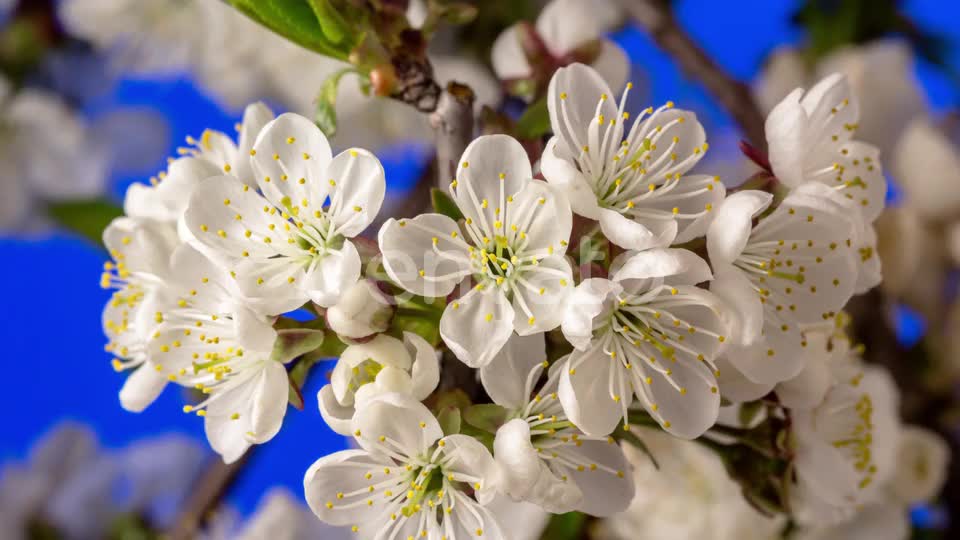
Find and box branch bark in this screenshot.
[618,0,768,151]
[429,81,476,192]
[167,452,250,540]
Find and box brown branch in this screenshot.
[618,0,767,151]
[167,451,250,540]
[429,82,476,192]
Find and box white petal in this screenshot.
[378,214,471,298]
[352,393,443,457]
[440,287,515,368]
[709,265,763,346]
[493,419,542,500]
[591,40,630,94]
[303,449,399,526]
[481,333,547,409]
[325,148,386,238]
[893,117,960,220]
[540,136,601,219]
[302,240,361,307]
[438,434,499,504]
[490,26,531,80]
[118,365,168,413]
[103,216,178,276]
[706,190,773,266]
[765,87,808,187]
[612,248,712,285]
[890,426,950,504]
[599,207,672,251]
[559,348,623,436]
[250,112,333,212]
[204,410,251,465]
[406,332,440,401]
[726,326,806,385]
[317,384,355,436]
[453,134,532,235]
[447,495,506,540]
[565,439,634,516]
[233,102,275,185]
[511,255,574,335]
[714,355,774,403]
[562,278,618,350]
[507,179,572,254]
[246,361,289,443]
[537,0,602,56]
[645,353,721,439]
[547,63,616,159]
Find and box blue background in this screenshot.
[1,0,958,517]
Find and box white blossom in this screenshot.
[236,488,351,540]
[706,187,858,388]
[480,334,635,515]
[542,63,726,251]
[790,365,900,525]
[319,332,439,435]
[559,248,729,438]
[304,394,504,540]
[888,425,950,505]
[186,113,385,314]
[595,428,785,540]
[893,116,960,221]
[147,245,286,463]
[492,0,629,95]
[379,134,574,368]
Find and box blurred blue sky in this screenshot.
[1,0,959,517]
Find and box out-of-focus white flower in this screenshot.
[492,0,629,95]
[792,501,910,540]
[186,113,385,314]
[889,426,950,505]
[484,497,550,540]
[543,63,725,251]
[318,333,439,435]
[325,280,394,340]
[148,245,286,464]
[790,365,900,525]
[379,134,574,368]
[100,217,179,413]
[236,488,351,540]
[706,187,857,387]
[875,206,946,320]
[756,40,926,159]
[893,117,960,221]
[481,334,635,515]
[304,394,504,539]
[59,0,208,75]
[595,428,785,540]
[559,248,729,438]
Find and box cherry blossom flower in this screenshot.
[558,248,729,438]
[481,334,635,515]
[542,63,726,251]
[325,280,394,340]
[304,394,504,540]
[706,187,858,387]
[379,134,574,368]
[186,113,385,314]
[318,333,439,435]
[148,245,286,463]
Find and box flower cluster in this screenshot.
[98,61,941,539]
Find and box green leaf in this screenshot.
[430,188,464,221]
[462,404,510,434]
[314,67,357,138]
[515,97,550,139]
[538,512,586,540]
[437,407,461,436]
[271,328,326,364]
[48,198,123,247]
[226,0,352,60]
[306,0,352,45]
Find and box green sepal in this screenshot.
[286,356,317,410]
[538,512,586,540]
[462,403,511,434]
[430,188,464,221]
[515,97,551,139]
[437,406,462,436]
[271,328,326,365]
[48,198,123,248]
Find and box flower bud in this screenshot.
[325,280,393,340]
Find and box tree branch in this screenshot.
[429,82,476,192]
[618,0,767,151]
[167,452,250,540]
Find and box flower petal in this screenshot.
[706,190,773,266]
[562,278,618,351]
[118,365,168,413]
[612,247,712,286]
[599,207,672,251]
[765,87,808,187]
[591,40,630,94]
[511,255,574,335]
[303,449,401,527]
[714,355,774,403]
[565,439,634,516]
[709,265,763,346]
[325,148,386,238]
[318,384,354,436]
[250,112,333,212]
[493,419,542,500]
[548,63,616,159]
[453,134,532,236]
[491,26,531,80]
[353,393,443,458]
[406,332,440,401]
[480,333,547,409]
[537,0,602,57]
[440,434,499,504]
[246,360,289,444]
[559,347,623,436]
[506,179,572,254]
[541,136,601,219]
[233,102,275,185]
[301,239,361,307]
[440,287,515,368]
[378,213,471,298]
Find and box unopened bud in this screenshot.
[370,63,398,97]
[326,280,393,340]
